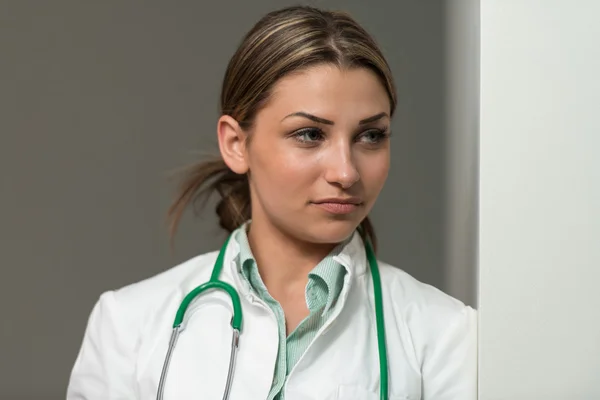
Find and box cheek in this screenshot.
[251,145,320,197]
[358,152,390,194]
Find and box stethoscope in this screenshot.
[156,231,389,400]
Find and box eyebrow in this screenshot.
[282,111,389,125]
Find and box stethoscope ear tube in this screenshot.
[155,325,241,400]
[157,235,243,400]
[223,328,241,400]
[156,327,181,400]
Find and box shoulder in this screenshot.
[375,260,476,346]
[89,250,220,334]
[68,250,221,397]
[374,262,477,396]
[111,250,219,312]
[377,260,470,314]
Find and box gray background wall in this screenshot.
[0,1,477,398]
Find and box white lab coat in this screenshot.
[67,232,477,400]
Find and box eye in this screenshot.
[357,128,390,145]
[292,127,325,144]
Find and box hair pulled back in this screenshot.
[167,5,397,251]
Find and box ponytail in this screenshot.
[167,157,251,240]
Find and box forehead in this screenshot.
[261,64,391,122]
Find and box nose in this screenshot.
[323,141,360,189]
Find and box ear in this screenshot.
[217,115,249,174]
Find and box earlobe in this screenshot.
[217,115,249,174]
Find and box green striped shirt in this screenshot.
[234,224,348,400]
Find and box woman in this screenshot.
[67,5,476,400]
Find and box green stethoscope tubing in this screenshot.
[157,232,389,400]
[172,234,242,331]
[366,234,389,400]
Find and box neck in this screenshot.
[246,218,337,296]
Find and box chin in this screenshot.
[301,218,361,245]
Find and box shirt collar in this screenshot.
[231,221,363,314]
[229,222,367,271]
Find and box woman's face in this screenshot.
[226,64,391,244]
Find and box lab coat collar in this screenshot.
[334,231,368,278]
[222,228,367,299]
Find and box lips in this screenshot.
[313,197,362,205]
[311,198,363,215]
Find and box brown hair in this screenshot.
[167,5,397,251]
